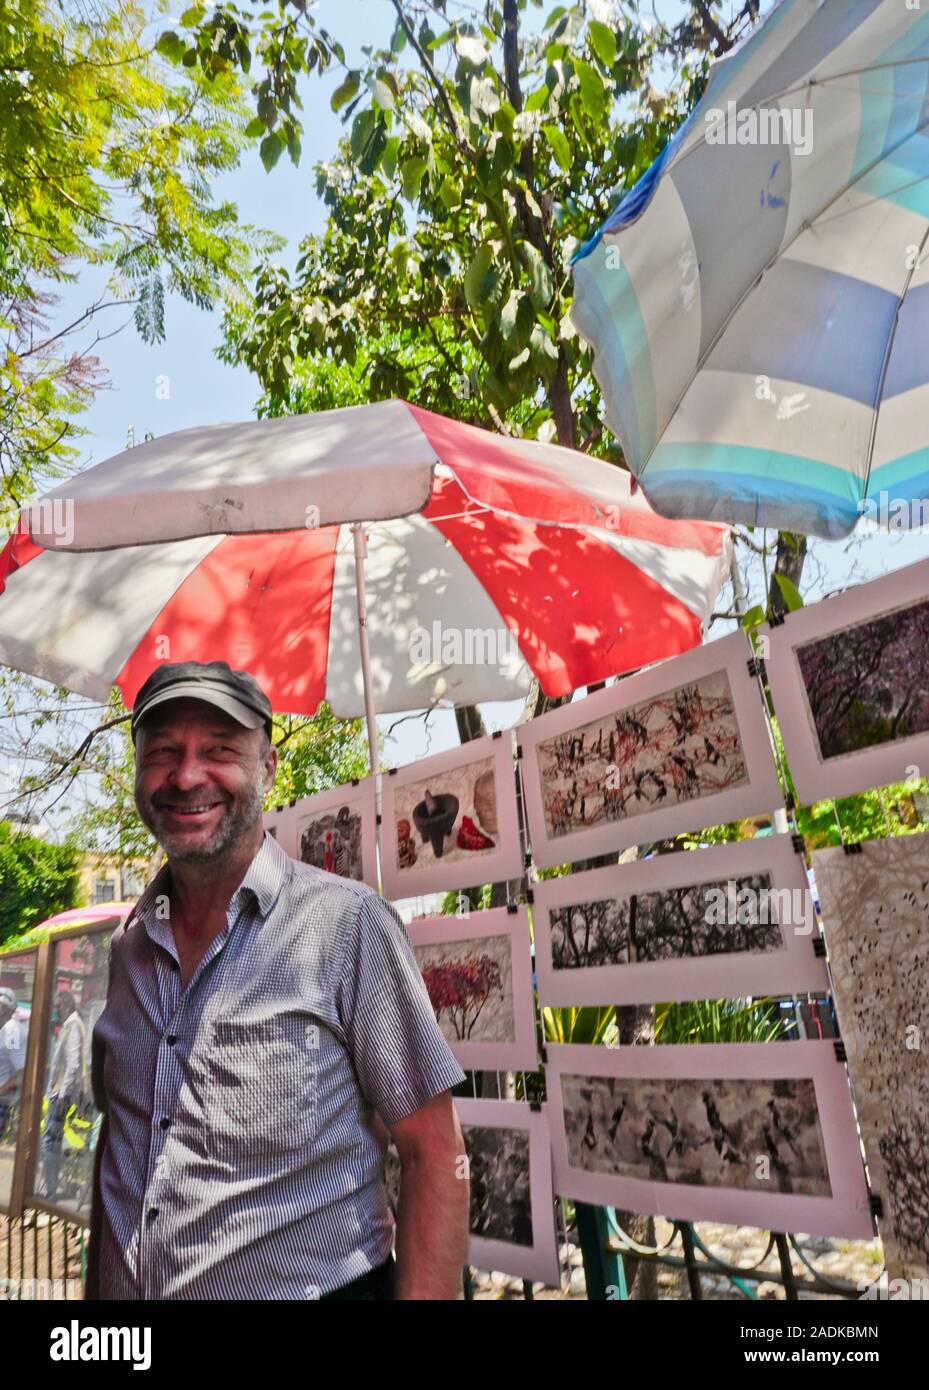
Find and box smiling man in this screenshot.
[87,660,468,1301]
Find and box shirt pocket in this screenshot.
[207,1012,319,1161]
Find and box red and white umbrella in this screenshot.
[0,401,730,768]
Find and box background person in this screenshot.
[0,987,27,1140]
[41,989,85,1200]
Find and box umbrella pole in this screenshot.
[351,522,380,777]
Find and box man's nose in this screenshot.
[166,751,213,791]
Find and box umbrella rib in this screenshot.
[639,106,929,482]
[862,222,929,503]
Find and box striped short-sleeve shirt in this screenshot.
[91,832,466,1299]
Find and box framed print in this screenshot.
[546,1041,873,1238]
[261,802,297,857]
[457,1099,561,1286]
[408,907,538,1071]
[533,836,827,1007]
[814,833,929,1281]
[762,556,929,805]
[517,631,783,868]
[24,920,121,1225]
[291,777,378,889]
[381,733,522,900]
[0,949,38,1215]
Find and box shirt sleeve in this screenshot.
[336,893,466,1127]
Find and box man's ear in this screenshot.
[263,738,278,794]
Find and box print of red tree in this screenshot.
[421,953,503,1041]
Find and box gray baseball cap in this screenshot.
[131,660,274,743]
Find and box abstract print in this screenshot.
[562,1074,831,1197]
[537,669,748,839]
[463,1124,534,1247]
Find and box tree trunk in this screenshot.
[768,530,807,618]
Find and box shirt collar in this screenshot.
[129,831,289,938]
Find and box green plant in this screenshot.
[654,997,790,1045]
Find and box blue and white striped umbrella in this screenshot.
[571,0,929,539]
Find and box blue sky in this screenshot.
[39,0,929,788]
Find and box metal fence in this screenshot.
[1,1208,86,1300]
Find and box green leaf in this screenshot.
[331,71,361,112]
[400,154,428,201]
[427,27,457,50]
[774,572,804,612]
[529,321,559,371]
[244,117,266,139]
[464,243,496,307]
[588,20,618,68]
[371,77,395,112]
[500,291,534,350]
[438,177,461,210]
[574,59,608,122]
[260,131,284,172]
[542,124,571,173]
[525,85,551,113]
[155,30,185,62]
[741,605,766,631]
[391,20,408,54]
[381,136,401,180]
[519,241,553,312]
[350,108,374,159]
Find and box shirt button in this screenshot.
[159,1117,171,1130]
[165,1034,178,1046]
[147,1208,159,1221]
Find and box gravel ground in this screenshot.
[470,1220,885,1301]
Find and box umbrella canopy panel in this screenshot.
[0,404,730,717]
[572,0,929,538]
[0,486,729,718]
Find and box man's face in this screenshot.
[134,699,277,864]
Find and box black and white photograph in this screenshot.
[546,1042,873,1237]
[455,1100,561,1286]
[532,837,826,1007]
[763,556,929,804]
[561,1074,830,1196]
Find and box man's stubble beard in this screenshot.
[136,774,267,865]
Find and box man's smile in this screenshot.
[156,798,227,825]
